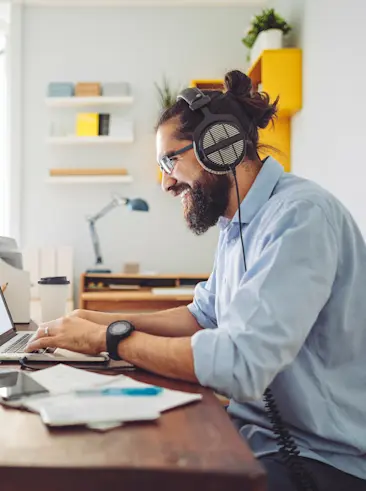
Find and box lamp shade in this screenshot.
[127,198,149,212]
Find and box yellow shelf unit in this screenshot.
[248,48,302,172]
[248,48,302,117]
[190,79,225,91]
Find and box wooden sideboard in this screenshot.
[79,272,209,312]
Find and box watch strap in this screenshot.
[106,321,135,361]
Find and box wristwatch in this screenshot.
[106,320,135,361]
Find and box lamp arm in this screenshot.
[88,196,128,223]
[86,195,128,266]
[88,220,103,265]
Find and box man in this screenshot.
[26,70,366,491]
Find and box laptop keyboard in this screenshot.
[3,333,33,353]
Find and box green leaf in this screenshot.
[242,8,291,49]
[154,76,181,111]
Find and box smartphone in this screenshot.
[0,370,49,401]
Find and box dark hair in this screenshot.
[155,69,278,160]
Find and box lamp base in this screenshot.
[86,268,112,274]
[86,264,112,274]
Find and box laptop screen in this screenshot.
[0,289,15,336]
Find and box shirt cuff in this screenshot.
[191,328,235,398]
[187,301,217,330]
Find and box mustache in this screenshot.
[170,184,191,196]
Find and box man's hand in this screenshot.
[24,316,107,355]
[67,309,91,320]
[66,308,128,327]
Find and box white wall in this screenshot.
[20,5,257,285]
[270,0,366,236]
[0,2,9,236]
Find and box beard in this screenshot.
[181,173,231,235]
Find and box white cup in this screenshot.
[38,276,70,323]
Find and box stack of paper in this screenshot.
[29,364,116,394]
[18,365,202,430]
[25,394,160,427]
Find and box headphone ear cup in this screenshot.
[196,121,246,174]
[177,91,248,174]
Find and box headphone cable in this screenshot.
[232,166,247,272]
[230,166,318,491]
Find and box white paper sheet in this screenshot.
[29,364,116,395]
[37,395,159,426]
[87,421,124,432]
[103,375,203,412]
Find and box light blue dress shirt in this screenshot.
[189,157,366,479]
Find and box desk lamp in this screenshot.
[86,195,149,274]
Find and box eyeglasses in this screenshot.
[158,143,194,175]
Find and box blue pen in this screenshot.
[76,386,163,397]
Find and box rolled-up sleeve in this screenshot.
[191,200,338,402]
[187,266,218,330]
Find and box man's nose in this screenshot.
[161,171,177,193]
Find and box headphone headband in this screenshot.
[177,88,211,111]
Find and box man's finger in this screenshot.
[24,337,58,353]
[39,318,61,330]
[34,326,51,340]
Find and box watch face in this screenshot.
[110,321,130,336]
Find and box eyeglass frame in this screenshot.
[158,143,194,175]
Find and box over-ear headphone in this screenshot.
[176,87,247,175]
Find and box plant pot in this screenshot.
[250,28,283,64]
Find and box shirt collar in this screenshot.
[218,157,284,230]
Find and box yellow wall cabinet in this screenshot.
[248,48,302,172]
[190,79,225,91]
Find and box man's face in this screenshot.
[156,120,231,235]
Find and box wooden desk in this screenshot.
[0,326,266,491]
[79,273,209,312]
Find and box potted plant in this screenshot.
[154,76,181,113]
[242,8,291,64]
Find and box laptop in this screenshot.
[0,288,108,363]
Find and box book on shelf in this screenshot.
[99,114,110,136]
[76,113,99,136]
